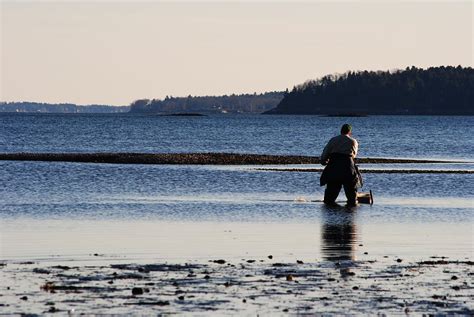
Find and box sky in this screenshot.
[1,1,472,105]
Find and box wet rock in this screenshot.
[125,300,170,306]
[40,282,55,292]
[204,275,211,280]
[33,268,51,274]
[132,287,144,295]
[48,306,58,313]
[109,273,145,280]
[340,268,355,277]
[417,260,448,265]
[51,265,71,270]
[286,274,294,281]
[45,302,55,306]
[178,296,185,300]
[451,286,460,291]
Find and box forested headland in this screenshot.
[264,66,473,115]
[129,92,283,114]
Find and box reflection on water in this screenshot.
[320,204,358,262]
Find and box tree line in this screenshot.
[129,92,283,114]
[264,66,473,115]
[0,102,129,113]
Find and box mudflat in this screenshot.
[1,256,472,315]
[0,152,461,165]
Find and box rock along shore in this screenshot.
[0,152,459,165]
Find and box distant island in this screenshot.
[0,102,129,113]
[5,66,472,115]
[129,92,283,114]
[264,66,473,115]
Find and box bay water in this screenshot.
[0,114,472,263]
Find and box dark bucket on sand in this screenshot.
[357,190,373,205]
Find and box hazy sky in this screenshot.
[1,1,472,105]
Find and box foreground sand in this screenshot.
[1,256,472,315]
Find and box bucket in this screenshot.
[357,190,373,205]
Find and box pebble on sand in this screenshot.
[132,287,144,295]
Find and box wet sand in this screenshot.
[1,217,473,315]
[0,152,461,165]
[1,257,472,315]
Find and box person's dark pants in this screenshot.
[324,181,357,206]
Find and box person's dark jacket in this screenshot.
[320,153,361,187]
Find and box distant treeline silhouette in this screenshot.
[0,102,129,113]
[129,92,283,114]
[264,66,473,115]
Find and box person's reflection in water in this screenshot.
[320,204,358,263]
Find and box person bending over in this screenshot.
[320,124,359,206]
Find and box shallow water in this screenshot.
[1,161,472,262]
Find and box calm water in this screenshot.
[1,113,473,160]
[0,114,472,262]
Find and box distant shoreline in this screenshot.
[0,152,464,165]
